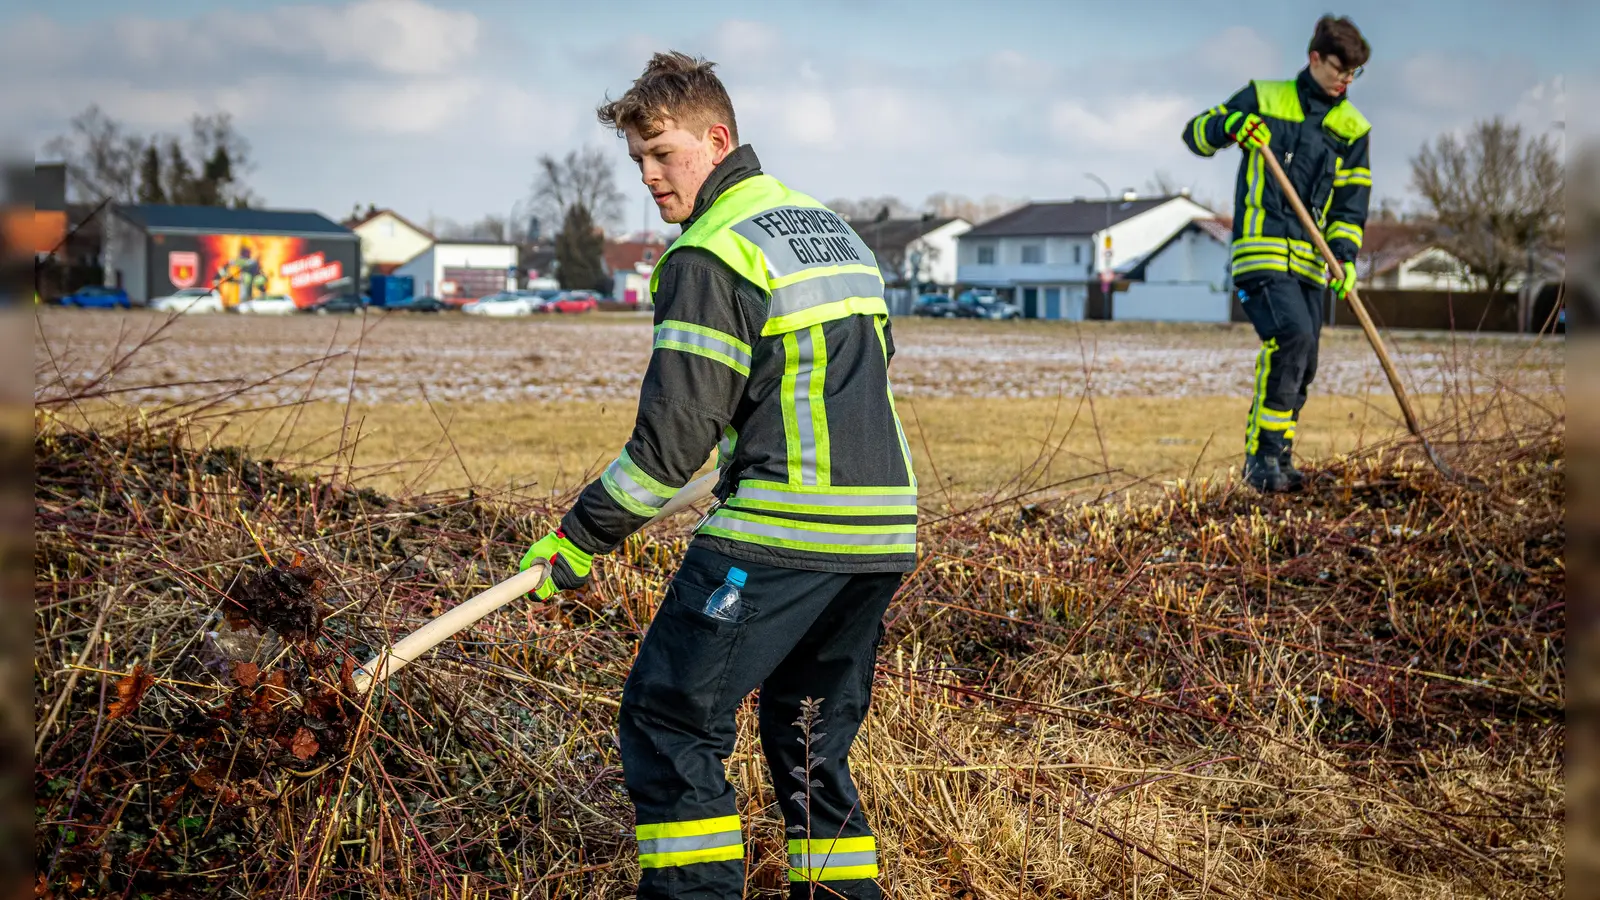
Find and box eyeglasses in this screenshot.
[1337,65,1364,82]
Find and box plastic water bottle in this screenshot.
[703,567,748,622]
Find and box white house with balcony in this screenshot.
[956,194,1217,319]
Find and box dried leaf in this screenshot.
[790,791,807,802]
[107,664,155,719]
[289,727,320,761]
[190,766,219,792]
[339,655,357,694]
[231,661,260,689]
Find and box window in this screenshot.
[1073,244,1082,265]
[1021,244,1044,265]
[976,244,996,265]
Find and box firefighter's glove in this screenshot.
[520,530,594,600]
[1225,112,1272,151]
[1328,260,1358,301]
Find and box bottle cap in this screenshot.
[726,567,747,588]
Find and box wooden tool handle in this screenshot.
[1256,147,1428,442]
[351,469,720,694]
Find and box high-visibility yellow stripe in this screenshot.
[762,296,889,337]
[789,836,877,854]
[1246,338,1277,455]
[640,844,744,869]
[807,324,831,486]
[781,331,802,485]
[636,815,742,840]
[789,864,880,882]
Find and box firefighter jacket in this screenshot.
[558,145,918,574]
[1183,67,1372,288]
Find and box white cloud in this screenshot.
[1048,95,1193,153]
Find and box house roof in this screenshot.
[962,197,1180,238]
[854,216,964,255]
[114,204,355,237]
[604,239,667,275]
[350,208,436,241]
[1354,221,1434,280]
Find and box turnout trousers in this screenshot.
[1236,272,1326,460]
[619,544,900,899]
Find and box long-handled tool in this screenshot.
[350,469,720,694]
[1256,146,1462,482]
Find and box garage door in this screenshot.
[442,267,508,300]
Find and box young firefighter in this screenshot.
[519,52,916,899]
[1183,15,1373,492]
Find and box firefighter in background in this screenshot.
[1182,15,1373,492]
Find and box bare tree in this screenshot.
[530,146,623,232]
[1144,169,1182,196]
[42,105,144,204]
[1411,117,1564,293]
[43,105,260,207]
[922,192,1026,225]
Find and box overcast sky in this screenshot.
[7,0,1589,230]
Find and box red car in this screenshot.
[542,291,601,314]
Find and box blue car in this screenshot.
[60,286,131,309]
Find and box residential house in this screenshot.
[605,236,667,304]
[349,209,435,277]
[956,194,1216,319]
[1113,218,1233,323]
[854,215,973,314]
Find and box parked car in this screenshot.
[150,287,223,314]
[306,292,369,314]
[462,292,538,316]
[60,285,130,309]
[384,294,449,313]
[954,291,1022,320]
[913,294,958,317]
[542,290,601,314]
[235,295,301,315]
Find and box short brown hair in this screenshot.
[596,51,739,142]
[1309,15,1370,69]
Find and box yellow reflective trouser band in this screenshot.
[636,815,743,869]
[654,320,753,376]
[700,509,916,555]
[1246,338,1277,455]
[788,836,879,882]
[780,326,830,487]
[602,447,677,518]
[727,480,918,516]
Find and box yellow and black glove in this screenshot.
[519,529,594,600]
[1328,261,1358,301]
[1224,111,1272,151]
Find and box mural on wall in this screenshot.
[152,233,355,307]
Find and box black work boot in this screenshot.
[1244,452,1290,493]
[1278,445,1306,492]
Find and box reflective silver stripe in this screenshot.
[639,831,743,857]
[604,458,670,510]
[769,272,884,319]
[789,851,878,869]
[706,513,915,547]
[736,485,914,507]
[655,326,753,370]
[793,328,819,486]
[730,207,877,278]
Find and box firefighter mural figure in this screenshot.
[520,52,914,899]
[216,244,267,308]
[1183,15,1373,492]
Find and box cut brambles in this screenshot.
[34,402,1562,898]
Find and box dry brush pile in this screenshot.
[35,403,1562,898]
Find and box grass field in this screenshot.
[33,308,1564,503]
